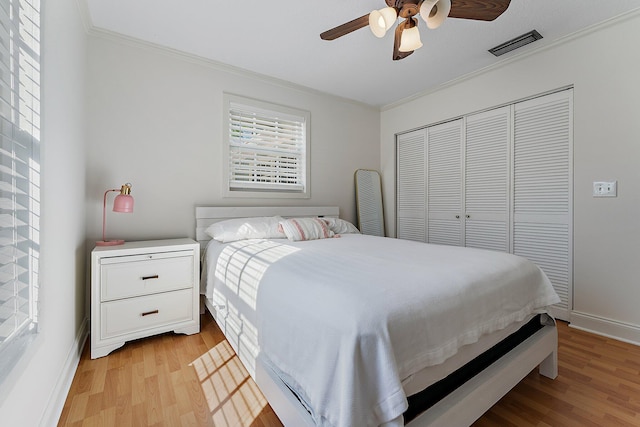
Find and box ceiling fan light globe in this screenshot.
[419,0,451,29]
[369,7,397,38]
[399,26,423,52]
[369,10,387,38]
[380,7,398,28]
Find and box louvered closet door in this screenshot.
[396,129,427,241]
[464,107,511,252]
[513,89,573,320]
[428,120,463,246]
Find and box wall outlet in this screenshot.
[593,181,617,197]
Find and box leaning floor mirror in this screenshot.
[355,169,385,237]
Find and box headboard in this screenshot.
[195,206,340,250]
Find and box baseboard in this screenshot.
[40,317,89,427]
[547,305,570,323]
[570,311,640,347]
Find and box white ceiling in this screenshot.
[85,0,640,107]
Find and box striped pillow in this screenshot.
[279,217,335,241]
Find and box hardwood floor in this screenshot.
[475,321,640,427]
[58,314,282,427]
[59,316,640,426]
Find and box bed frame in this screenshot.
[195,206,558,427]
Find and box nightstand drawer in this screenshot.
[101,288,193,339]
[101,253,194,301]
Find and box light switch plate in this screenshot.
[593,181,617,197]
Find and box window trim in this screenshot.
[222,93,311,199]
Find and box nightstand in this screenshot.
[90,238,200,359]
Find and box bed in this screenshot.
[195,206,559,427]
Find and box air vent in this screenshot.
[489,30,543,57]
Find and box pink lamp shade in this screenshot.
[96,183,134,246]
[113,193,134,213]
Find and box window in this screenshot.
[0,0,41,384]
[223,94,310,198]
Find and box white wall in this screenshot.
[381,11,640,343]
[0,0,88,425]
[85,33,380,243]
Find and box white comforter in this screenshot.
[202,234,559,427]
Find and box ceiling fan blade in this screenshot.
[393,21,413,61]
[449,0,511,21]
[320,14,370,40]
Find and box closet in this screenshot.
[396,89,573,320]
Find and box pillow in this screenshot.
[205,216,286,243]
[278,217,335,242]
[322,217,360,235]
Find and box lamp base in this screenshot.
[96,239,125,246]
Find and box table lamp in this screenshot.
[96,183,134,246]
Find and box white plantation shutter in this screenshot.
[0,0,41,380]
[225,95,310,197]
[427,119,463,246]
[396,129,426,241]
[464,106,511,252]
[513,89,573,320]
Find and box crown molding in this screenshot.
[381,7,640,111]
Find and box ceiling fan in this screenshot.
[320,0,512,61]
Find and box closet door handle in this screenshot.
[466,214,470,219]
[455,215,460,219]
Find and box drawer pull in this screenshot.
[141,309,159,317]
[142,275,159,280]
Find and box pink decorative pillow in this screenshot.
[279,217,335,241]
